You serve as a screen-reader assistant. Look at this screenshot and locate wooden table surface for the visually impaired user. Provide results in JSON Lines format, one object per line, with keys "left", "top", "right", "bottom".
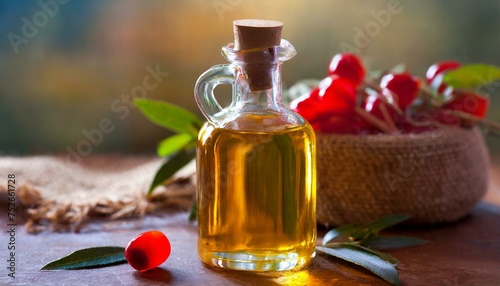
{"left": 1, "top": 166, "right": 500, "bottom": 286}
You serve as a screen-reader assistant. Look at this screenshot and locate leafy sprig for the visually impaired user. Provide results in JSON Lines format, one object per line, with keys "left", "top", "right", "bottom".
{"left": 318, "top": 215, "right": 426, "bottom": 285}
{"left": 134, "top": 98, "right": 202, "bottom": 194}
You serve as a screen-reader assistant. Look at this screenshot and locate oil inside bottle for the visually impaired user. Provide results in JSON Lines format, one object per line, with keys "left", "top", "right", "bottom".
{"left": 197, "top": 114, "right": 316, "bottom": 271}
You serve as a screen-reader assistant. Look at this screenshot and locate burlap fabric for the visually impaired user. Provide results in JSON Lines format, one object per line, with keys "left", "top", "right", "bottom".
{"left": 316, "top": 127, "right": 489, "bottom": 226}
{"left": 0, "top": 155, "right": 195, "bottom": 233}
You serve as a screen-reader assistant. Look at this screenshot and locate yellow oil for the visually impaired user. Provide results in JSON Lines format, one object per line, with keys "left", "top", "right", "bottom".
{"left": 196, "top": 115, "right": 316, "bottom": 271}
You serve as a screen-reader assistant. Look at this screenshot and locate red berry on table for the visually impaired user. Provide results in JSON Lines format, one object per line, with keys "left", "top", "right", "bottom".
{"left": 318, "top": 75, "right": 357, "bottom": 116}
{"left": 425, "top": 60, "right": 461, "bottom": 84}
{"left": 125, "top": 230, "right": 171, "bottom": 272}
{"left": 380, "top": 73, "right": 420, "bottom": 111}
{"left": 328, "top": 53, "right": 366, "bottom": 86}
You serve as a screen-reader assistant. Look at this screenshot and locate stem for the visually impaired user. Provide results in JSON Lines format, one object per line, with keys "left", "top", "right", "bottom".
{"left": 419, "top": 85, "right": 443, "bottom": 108}
{"left": 443, "top": 110, "right": 500, "bottom": 131}
{"left": 379, "top": 103, "right": 398, "bottom": 131}
{"left": 363, "top": 80, "right": 405, "bottom": 117}
{"left": 354, "top": 107, "right": 396, "bottom": 134}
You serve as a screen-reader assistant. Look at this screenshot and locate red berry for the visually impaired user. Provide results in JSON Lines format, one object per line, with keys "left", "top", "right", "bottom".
{"left": 380, "top": 73, "right": 420, "bottom": 111}
{"left": 359, "top": 92, "right": 398, "bottom": 132}
{"left": 431, "top": 110, "right": 462, "bottom": 127}
{"left": 309, "top": 121, "right": 321, "bottom": 131}
{"left": 442, "top": 90, "right": 489, "bottom": 119}
{"left": 426, "top": 61, "right": 461, "bottom": 94}
{"left": 290, "top": 88, "right": 321, "bottom": 123}
{"left": 125, "top": 230, "right": 171, "bottom": 272}
{"left": 318, "top": 75, "right": 357, "bottom": 116}
{"left": 425, "top": 61, "right": 461, "bottom": 84}
{"left": 290, "top": 77, "right": 357, "bottom": 134}
{"left": 364, "top": 93, "right": 397, "bottom": 120}
{"left": 319, "top": 114, "right": 358, "bottom": 134}
{"left": 328, "top": 53, "right": 366, "bottom": 86}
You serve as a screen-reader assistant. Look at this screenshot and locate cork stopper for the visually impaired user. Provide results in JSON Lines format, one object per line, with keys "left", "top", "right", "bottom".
{"left": 233, "top": 19, "right": 283, "bottom": 50}
{"left": 233, "top": 19, "right": 283, "bottom": 91}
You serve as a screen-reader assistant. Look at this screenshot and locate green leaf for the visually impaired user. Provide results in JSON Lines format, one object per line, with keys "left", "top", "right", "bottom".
{"left": 343, "top": 243, "right": 400, "bottom": 265}
{"left": 367, "top": 69, "right": 384, "bottom": 80}
{"left": 40, "top": 247, "right": 126, "bottom": 270}
{"left": 443, "top": 64, "right": 500, "bottom": 89}
{"left": 390, "top": 63, "right": 406, "bottom": 74}
{"left": 148, "top": 148, "right": 196, "bottom": 195}
{"left": 317, "top": 246, "right": 402, "bottom": 286}
{"left": 284, "top": 79, "right": 320, "bottom": 103}
{"left": 363, "top": 236, "right": 427, "bottom": 250}
{"left": 322, "top": 224, "right": 357, "bottom": 245}
{"left": 324, "top": 242, "right": 400, "bottom": 265}
{"left": 134, "top": 98, "right": 203, "bottom": 136}
{"left": 157, "top": 133, "right": 196, "bottom": 157}
{"left": 349, "top": 215, "right": 411, "bottom": 240}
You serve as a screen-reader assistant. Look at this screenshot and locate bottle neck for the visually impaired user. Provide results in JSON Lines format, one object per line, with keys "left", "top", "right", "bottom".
{"left": 216, "top": 40, "right": 302, "bottom": 130}
{"left": 235, "top": 62, "right": 283, "bottom": 112}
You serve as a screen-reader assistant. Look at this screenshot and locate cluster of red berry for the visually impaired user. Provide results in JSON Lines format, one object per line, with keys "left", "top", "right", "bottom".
{"left": 290, "top": 53, "right": 490, "bottom": 134}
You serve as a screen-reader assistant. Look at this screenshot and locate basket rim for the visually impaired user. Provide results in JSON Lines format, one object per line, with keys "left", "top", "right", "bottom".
{"left": 316, "top": 126, "right": 480, "bottom": 143}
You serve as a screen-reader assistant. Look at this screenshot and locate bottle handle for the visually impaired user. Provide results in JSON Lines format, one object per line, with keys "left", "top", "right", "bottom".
{"left": 194, "top": 64, "right": 236, "bottom": 124}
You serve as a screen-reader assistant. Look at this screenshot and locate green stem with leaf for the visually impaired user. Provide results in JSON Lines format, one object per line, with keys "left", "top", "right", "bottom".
{"left": 318, "top": 215, "right": 427, "bottom": 286}
{"left": 134, "top": 98, "right": 202, "bottom": 195}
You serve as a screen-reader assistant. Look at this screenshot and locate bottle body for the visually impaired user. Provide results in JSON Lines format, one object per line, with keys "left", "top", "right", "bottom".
{"left": 196, "top": 114, "right": 316, "bottom": 271}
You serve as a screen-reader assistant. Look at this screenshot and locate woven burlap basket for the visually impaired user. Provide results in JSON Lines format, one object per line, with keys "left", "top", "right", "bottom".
{"left": 316, "top": 126, "right": 489, "bottom": 226}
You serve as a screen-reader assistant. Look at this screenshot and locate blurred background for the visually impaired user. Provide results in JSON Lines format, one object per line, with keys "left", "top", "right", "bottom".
{"left": 1, "top": 0, "right": 499, "bottom": 162}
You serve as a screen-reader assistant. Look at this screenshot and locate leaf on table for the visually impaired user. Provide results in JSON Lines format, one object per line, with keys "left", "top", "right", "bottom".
{"left": 322, "top": 224, "right": 357, "bottom": 245}
{"left": 349, "top": 215, "right": 411, "bottom": 240}
{"left": 317, "top": 246, "right": 402, "bottom": 286}
{"left": 157, "top": 133, "right": 196, "bottom": 157}
{"left": 148, "top": 148, "right": 196, "bottom": 195}
{"left": 324, "top": 242, "right": 399, "bottom": 265}
{"left": 362, "top": 236, "right": 428, "bottom": 250}
{"left": 341, "top": 243, "right": 400, "bottom": 265}
{"left": 134, "top": 98, "right": 203, "bottom": 136}
{"left": 40, "top": 247, "right": 126, "bottom": 270}
{"left": 443, "top": 64, "right": 500, "bottom": 89}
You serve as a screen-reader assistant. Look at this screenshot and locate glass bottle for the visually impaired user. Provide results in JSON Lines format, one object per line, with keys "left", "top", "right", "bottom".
{"left": 194, "top": 19, "right": 316, "bottom": 272}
